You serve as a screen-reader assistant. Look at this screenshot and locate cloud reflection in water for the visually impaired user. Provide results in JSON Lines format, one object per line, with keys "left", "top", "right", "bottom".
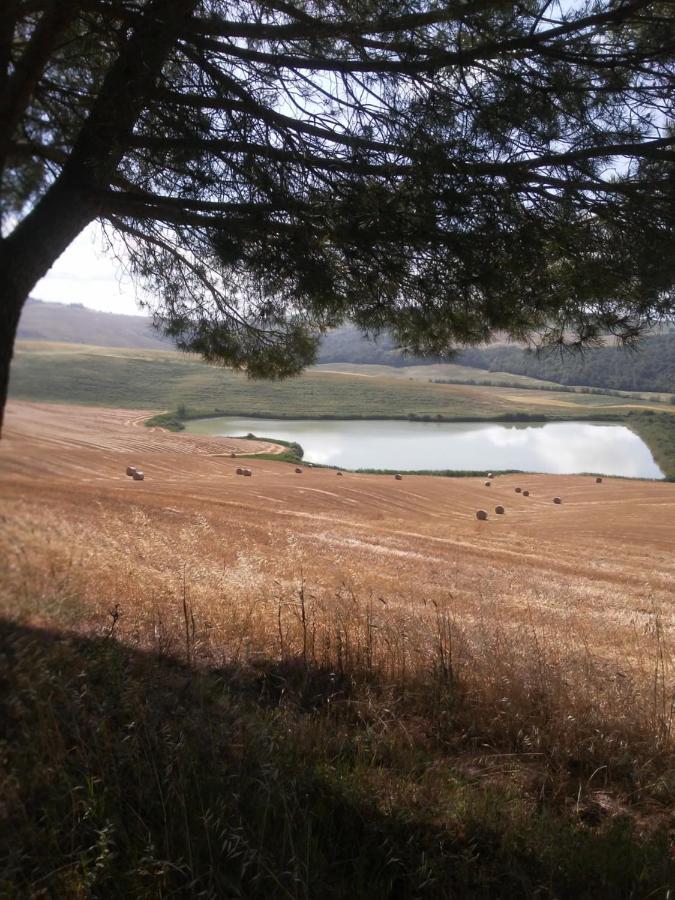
{"left": 186, "top": 418, "right": 663, "bottom": 479}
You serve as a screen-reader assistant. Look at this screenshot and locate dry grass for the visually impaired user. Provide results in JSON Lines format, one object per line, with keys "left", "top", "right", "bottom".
{"left": 3, "top": 495, "right": 672, "bottom": 784}
{"left": 1, "top": 401, "right": 674, "bottom": 895}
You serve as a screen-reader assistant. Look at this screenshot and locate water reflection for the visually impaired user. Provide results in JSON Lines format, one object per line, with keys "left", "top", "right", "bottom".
{"left": 186, "top": 417, "right": 663, "bottom": 478}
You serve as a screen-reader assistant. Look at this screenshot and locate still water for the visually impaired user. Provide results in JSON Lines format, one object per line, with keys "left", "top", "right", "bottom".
{"left": 186, "top": 417, "right": 663, "bottom": 478}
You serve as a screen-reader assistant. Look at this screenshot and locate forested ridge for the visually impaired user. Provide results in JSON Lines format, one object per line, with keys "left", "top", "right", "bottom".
{"left": 455, "top": 334, "right": 675, "bottom": 394}
{"left": 321, "top": 326, "right": 675, "bottom": 394}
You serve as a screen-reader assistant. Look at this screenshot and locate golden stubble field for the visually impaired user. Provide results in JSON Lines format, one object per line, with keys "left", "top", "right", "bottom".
{"left": 1, "top": 400, "right": 674, "bottom": 778}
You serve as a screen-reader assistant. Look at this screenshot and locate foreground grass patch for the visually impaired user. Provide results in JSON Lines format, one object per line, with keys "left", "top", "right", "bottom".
{"left": 1, "top": 619, "right": 672, "bottom": 899}
{"left": 144, "top": 410, "right": 185, "bottom": 431}
{"left": 1, "top": 480, "right": 673, "bottom": 898}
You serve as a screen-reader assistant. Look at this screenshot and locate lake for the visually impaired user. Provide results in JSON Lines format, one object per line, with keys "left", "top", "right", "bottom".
{"left": 185, "top": 417, "right": 664, "bottom": 478}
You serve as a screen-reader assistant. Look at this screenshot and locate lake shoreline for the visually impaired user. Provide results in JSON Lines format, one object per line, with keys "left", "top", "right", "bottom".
{"left": 147, "top": 408, "right": 628, "bottom": 428}
{"left": 179, "top": 414, "right": 667, "bottom": 480}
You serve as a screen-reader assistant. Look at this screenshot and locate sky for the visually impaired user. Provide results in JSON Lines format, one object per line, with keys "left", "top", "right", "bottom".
{"left": 33, "top": 223, "right": 143, "bottom": 316}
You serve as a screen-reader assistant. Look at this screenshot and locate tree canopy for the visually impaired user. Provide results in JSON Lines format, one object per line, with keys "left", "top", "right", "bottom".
{"left": 1, "top": 0, "right": 674, "bottom": 426}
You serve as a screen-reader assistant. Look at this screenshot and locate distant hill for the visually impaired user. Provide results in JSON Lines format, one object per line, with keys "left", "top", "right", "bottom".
{"left": 17, "top": 298, "right": 170, "bottom": 350}
{"left": 18, "top": 298, "right": 422, "bottom": 363}
{"left": 17, "top": 298, "right": 675, "bottom": 393}
{"left": 321, "top": 321, "right": 675, "bottom": 393}
{"left": 317, "top": 325, "right": 434, "bottom": 366}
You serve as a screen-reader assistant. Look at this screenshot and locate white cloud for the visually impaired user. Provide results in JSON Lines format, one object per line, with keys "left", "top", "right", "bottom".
{"left": 33, "top": 223, "right": 145, "bottom": 316}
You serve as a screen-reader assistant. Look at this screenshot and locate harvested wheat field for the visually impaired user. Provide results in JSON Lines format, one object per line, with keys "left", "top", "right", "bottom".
{"left": 3, "top": 400, "right": 674, "bottom": 618}
{"left": 2, "top": 399, "right": 675, "bottom": 895}
{"left": 2, "top": 400, "right": 674, "bottom": 672}
{"left": 3, "top": 398, "right": 674, "bottom": 721}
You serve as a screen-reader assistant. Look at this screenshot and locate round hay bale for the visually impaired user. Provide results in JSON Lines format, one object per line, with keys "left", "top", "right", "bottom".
{"left": 476, "top": 509, "right": 488, "bottom": 521}
{"left": 487, "top": 472, "right": 494, "bottom": 479}
{"left": 336, "top": 471, "right": 343, "bottom": 477}
{"left": 236, "top": 467, "right": 244, "bottom": 475}
{"left": 515, "top": 487, "right": 522, "bottom": 493}
{"left": 553, "top": 496, "right": 562, "bottom": 504}
{"left": 295, "top": 467, "right": 303, "bottom": 474}
{"left": 126, "top": 465, "right": 136, "bottom": 476}
{"left": 395, "top": 473, "right": 403, "bottom": 481}
{"left": 595, "top": 477, "right": 603, "bottom": 484}
{"left": 522, "top": 490, "right": 530, "bottom": 497}
{"left": 132, "top": 470, "right": 144, "bottom": 481}
{"left": 243, "top": 468, "right": 252, "bottom": 477}
{"left": 495, "top": 505, "right": 505, "bottom": 515}
{"left": 484, "top": 480, "right": 491, "bottom": 487}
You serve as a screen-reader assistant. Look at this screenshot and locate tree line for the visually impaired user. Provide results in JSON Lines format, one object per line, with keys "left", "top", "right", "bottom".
{"left": 455, "top": 334, "right": 675, "bottom": 394}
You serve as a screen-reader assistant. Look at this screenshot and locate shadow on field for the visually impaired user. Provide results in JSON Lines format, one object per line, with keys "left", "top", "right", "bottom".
{"left": 0, "top": 618, "right": 671, "bottom": 899}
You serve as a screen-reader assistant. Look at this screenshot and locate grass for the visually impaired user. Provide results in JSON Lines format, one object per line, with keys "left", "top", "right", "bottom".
{"left": 145, "top": 411, "right": 185, "bottom": 431}
{"left": 314, "top": 360, "right": 566, "bottom": 388}
{"left": 356, "top": 468, "right": 522, "bottom": 477}
{"left": 237, "top": 433, "right": 304, "bottom": 464}
{"left": 1, "top": 491, "right": 673, "bottom": 897}
{"left": 4, "top": 343, "right": 674, "bottom": 893}
{"left": 10, "top": 341, "right": 672, "bottom": 421}
{"left": 312, "top": 362, "right": 675, "bottom": 404}
{"left": 3, "top": 619, "right": 672, "bottom": 899}
{"left": 626, "top": 412, "right": 675, "bottom": 480}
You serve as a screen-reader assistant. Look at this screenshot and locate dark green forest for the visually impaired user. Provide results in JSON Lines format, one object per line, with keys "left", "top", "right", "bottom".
{"left": 320, "top": 328, "right": 675, "bottom": 394}
{"left": 455, "top": 334, "right": 675, "bottom": 394}
{"left": 321, "top": 328, "right": 675, "bottom": 395}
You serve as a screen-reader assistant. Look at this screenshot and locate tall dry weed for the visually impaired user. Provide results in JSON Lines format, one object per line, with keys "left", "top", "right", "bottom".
{"left": 1, "top": 496, "right": 672, "bottom": 807}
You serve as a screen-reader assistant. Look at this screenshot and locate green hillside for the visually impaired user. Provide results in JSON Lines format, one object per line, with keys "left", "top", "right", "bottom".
{"left": 19, "top": 300, "right": 675, "bottom": 394}
{"left": 457, "top": 334, "right": 675, "bottom": 394}
{"left": 9, "top": 341, "right": 670, "bottom": 421}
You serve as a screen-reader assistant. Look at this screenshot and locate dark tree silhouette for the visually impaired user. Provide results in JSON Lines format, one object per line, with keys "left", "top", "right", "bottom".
{"left": 1, "top": 0, "right": 673, "bottom": 431}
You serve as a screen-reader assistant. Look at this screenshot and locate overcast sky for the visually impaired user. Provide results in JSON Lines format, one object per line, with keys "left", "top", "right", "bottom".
{"left": 33, "top": 223, "right": 143, "bottom": 316}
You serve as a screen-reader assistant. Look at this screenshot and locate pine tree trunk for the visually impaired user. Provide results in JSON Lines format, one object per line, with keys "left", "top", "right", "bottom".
{"left": 0, "top": 0, "right": 198, "bottom": 436}
{"left": 0, "top": 261, "right": 24, "bottom": 436}
{"left": 0, "top": 181, "right": 96, "bottom": 435}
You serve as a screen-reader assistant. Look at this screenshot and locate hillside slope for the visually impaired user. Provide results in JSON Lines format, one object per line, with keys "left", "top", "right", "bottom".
{"left": 1, "top": 401, "right": 673, "bottom": 897}
{"left": 18, "top": 298, "right": 169, "bottom": 350}
{"left": 18, "top": 299, "right": 675, "bottom": 392}
{"left": 9, "top": 342, "right": 670, "bottom": 421}
{"left": 18, "top": 299, "right": 404, "bottom": 360}
{"left": 457, "top": 337, "right": 675, "bottom": 394}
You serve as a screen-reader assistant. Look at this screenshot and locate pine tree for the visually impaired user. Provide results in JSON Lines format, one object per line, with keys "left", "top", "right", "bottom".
{"left": 1, "top": 0, "right": 673, "bottom": 431}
